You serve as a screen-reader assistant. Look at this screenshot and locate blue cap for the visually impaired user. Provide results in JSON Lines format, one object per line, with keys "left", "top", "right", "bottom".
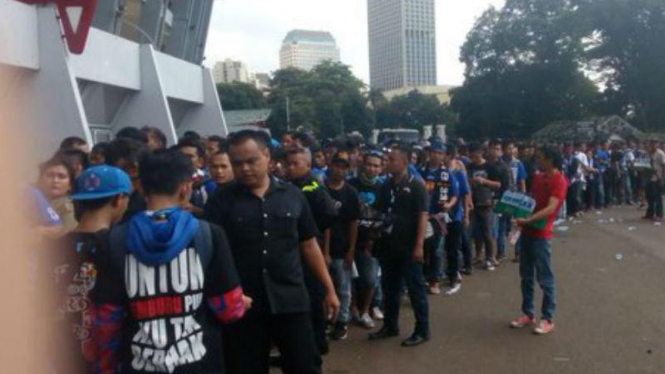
{"left": 71, "top": 165, "right": 133, "bottom": 200}
{"left": 430, "top": 142, "right": 447, "bottom": 152}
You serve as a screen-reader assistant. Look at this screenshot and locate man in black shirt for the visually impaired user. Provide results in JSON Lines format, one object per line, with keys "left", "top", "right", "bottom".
{"left": 205, "top": 131, "right": 339, "bottom": 374}
{"left": 326, "top": 152, "right": 360, "bottom": 340}
{"left": 49, "top": 165, "right": 132, "bottom": 374}
{"left": 467, "top": 142, "right": 504, "bottom": 271}
{"left": 369, "top": 143, "right": 431, "bottom": 347}
{"left": 348, "top": 150, "right": 385, "bottom": 328}
{"left": 284, "top": 146, "right": 338, "bottom": 354}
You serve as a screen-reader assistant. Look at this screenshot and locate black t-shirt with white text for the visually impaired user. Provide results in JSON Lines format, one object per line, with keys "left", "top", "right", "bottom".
{"left": 93, "top": 223, "right": 240, "bottom": 374}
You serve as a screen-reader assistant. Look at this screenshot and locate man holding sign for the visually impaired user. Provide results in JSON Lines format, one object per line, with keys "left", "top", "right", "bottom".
{"left": 510, "top": 146, "right": 568, "bottom": 335}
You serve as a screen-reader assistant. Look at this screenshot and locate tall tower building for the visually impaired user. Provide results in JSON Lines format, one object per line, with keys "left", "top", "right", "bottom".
{"left": 368, "top": 0, "right": 437, "bottom": 91}
{"left": 280, "top": 30, "right": 341, "bottom": 71}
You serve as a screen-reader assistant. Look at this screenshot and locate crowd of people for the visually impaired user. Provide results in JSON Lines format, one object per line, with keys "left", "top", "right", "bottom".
{"left": 29, "top": 125, "right": 665, "bottom": 374}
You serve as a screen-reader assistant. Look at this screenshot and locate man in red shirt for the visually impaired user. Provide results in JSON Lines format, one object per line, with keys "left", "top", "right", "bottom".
{"left": 511, "top": 146, "right": 568, "bottom": 335}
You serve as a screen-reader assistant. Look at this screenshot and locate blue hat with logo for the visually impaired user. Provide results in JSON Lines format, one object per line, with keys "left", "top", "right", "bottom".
{"left": 71, "top": 165, "right": 133, "bottom": 200}
{"left": 430, "top": 142, "right": 447, "bottom": 152}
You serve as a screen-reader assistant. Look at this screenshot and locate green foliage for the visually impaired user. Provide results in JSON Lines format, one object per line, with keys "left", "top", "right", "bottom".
{"left": 216, "top": 81, "right": 267, "bottom": 111}
{"left": 453, "top": 0, "right": 599, "bottom": 139}
{"left": 453, "top": 0, "right": 665, "bottom": 138}
{"left": 266, "top": 61, "right": 371, "bottom": 138}
{"left": 375, "top": 90, "right": 457, "bottom": 132}
{"left": 581, "top": 0, "right": 665, "bottom": 131}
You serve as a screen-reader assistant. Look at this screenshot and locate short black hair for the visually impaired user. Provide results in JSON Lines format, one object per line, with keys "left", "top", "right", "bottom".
{"left": 176, "top": 137, "right": 206, "bottom": 159}
{"left": 489, "top": 139, "right": 502, "bottom": 148}
{"left": 468, "top": 141, "right": 483, "bottom": 154}
{"left": 141, "top": 126, "right": 168, "bottom": 149}
{"left": 55, "top": 149, "right": 89, "bottom": 171}
{"left": 389, "top": 142, "right": 411, "bottom": 159}
{"left": 540, "top": 146, "right": 563, "bottom": 169}
{"left": 293, "top": 132, "right": 315, "bottom": 149}
{"left": 105, "top": 138, "right": 149, "bottom": 167}
{"left": 59, "top": 136, "right": 87, "bottom": 151}
{"left": 228, "top": 130, "right": 269, "bottom": 150}
{"left": 117, "top": 127, "right": 149, "bottom": 144}
{"left": 139, "top": 149, "right": 195, "bottom": 196}
{"left": 182, "top": 131, "right": 202, "bottom": 141}
{"left": 208, "top": 135, "right": 227, "bottom": 152}
{"left": 502, "top": 140, "right": 515, "bottom": 149}
{"left": 74, "top": 196, "right": 115, "bottom": 220}
{"left": 91, "top": 142, "right": 109, "bottom": 156}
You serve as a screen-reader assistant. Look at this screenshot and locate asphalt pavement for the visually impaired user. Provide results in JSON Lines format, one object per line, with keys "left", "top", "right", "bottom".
{"left": 321, "top": 205, "right": 665, "bottom": 374}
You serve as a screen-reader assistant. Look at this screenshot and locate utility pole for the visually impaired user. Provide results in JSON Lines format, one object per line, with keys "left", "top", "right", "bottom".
{"left": 285, "top": 95, "right": 291, "bottom": 131}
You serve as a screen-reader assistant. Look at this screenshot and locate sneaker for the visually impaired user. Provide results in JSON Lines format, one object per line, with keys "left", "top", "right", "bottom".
{"left": 484, "top": 260, "right": 495, "bottom": 271}
{"left": 330, "top": 324, "right": 348, "bottom": 340}
{"left": 533, "top": 320, "right": 555, "bottom": 335}
{"left": 428, "top": 282, "right": 441, "bottom": 295}
{"left": 445, "top": 281, "right": 462, "bottom": 296}
{"left": 359, "top": 313, "right": 376, "bottom": 329}
{"left": 461, "top": 267, "right": 473, "bottom": 276}
{"left": 372, "top": 307, "right": 384, "bottom": 321}
{"left": 510, "top": 315, "right": 536, "bottom": 329}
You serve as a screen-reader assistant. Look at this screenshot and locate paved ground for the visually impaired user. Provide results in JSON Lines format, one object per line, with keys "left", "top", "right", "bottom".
{"left": 321, "top": 206, "right": 665, "bottom": 374}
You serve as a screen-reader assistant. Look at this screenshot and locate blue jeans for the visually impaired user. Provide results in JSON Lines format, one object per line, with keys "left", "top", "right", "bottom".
{"left": 519, "top": 235, "right": 557, "bottom": 321}
{"left": 329, "top": 259, "right": 352, "bottom": 325}
{"left": 380, "top": 251, "right": 430, "bottom": 337}
{"left": 496, "top": 214, "right": 511, "bottom": 258}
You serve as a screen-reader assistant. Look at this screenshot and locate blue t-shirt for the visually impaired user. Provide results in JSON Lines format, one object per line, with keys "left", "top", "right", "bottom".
{"left": 422, "top": 166, "right": 461, "bottom": 221}
{"left": 503, "top": 157, "right": 527, "bottom": 192}
{"left": 595, "top": 150, "right": 610, "bottom": 173}
{"left": 452, "top": 168, "right": 469, "bottom": 220}
{"left": 27, "top": 186, "right": 61, "bottom": 226}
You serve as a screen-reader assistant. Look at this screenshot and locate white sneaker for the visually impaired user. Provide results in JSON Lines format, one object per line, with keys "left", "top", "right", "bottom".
{"left": 372, "top": 307, "right": 384, "bottom": 321}
{"left": 445, "top": 282, "right": 462, "bottom": 296}
{"left": 485, "top": 261, "right": 496, "bottom": 272}
{"left": 359, "top": 313, "right": 375, "bottom": 329}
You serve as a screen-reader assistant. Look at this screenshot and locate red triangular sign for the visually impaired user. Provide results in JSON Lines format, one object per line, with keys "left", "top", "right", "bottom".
{"left": 56, "top": 0, "right": 98, "bottom": 54}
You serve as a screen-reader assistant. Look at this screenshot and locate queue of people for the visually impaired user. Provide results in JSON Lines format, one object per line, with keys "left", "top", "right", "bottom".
{"left": 29, "top": 126, "right": 665, "bottom": 374}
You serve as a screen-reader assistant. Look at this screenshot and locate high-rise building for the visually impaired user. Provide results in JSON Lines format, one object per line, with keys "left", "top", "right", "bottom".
{"left": 213, "top": 59, "right": 251, "bottom": 84}
{"left": 279, "top": 30, "right": 341, "bottom": 71}
{"left": 368, "top": 0, "right": 437, "bottom": 91}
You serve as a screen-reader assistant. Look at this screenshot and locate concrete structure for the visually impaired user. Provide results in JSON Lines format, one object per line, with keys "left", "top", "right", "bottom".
{"left": 212, "top": 59, "right": 251, "bottom": 84}
{"left": 225, "top": 109, "right": 272, "bottom": 133}
{"left": 0, "top": 0, "right": 226, "bottom": 161}
{"left": 92, "top": 0, "right": 214, "bottom": 65}
{"left": 254, "top": 73, "right": 270, "bottom": 90}
{"left": 279, "top": 30, "right": 341, "bottom": 71}
{"left": 383, "top": 84, "right": 455, "bottom": 105}
{"left": 368, "top": 0, "right": 437, "bottom": 91}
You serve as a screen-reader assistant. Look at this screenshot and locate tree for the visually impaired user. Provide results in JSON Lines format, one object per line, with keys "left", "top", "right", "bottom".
{"left": 266, "top": 61, "right": 371, "bottom": 138}
{"left": 452, "top": 0, "right": 600, "bottom": 139}
{"left": 581, "top": 0, "right": 665, "bottom": 130}
{"left": 216, "top": 81, "right": 267, "bottom": 111}
{"left": 375, "top": 90, "right": 457, "bottom": 132}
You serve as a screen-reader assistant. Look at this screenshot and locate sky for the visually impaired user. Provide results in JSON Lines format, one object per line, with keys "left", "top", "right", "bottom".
{"left": 204, "top": 0, "right": 505, "bottom": 86}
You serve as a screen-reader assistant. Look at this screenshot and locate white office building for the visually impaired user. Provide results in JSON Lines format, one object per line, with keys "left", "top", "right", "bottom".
{"left": 279, "top": 30, "right": 341, "bottom": 71}
{"left": 213, "top": 59, "right": 251, "bottom": 84}
{"left": 368, "top": 0, "right": 437, "bottom": 91}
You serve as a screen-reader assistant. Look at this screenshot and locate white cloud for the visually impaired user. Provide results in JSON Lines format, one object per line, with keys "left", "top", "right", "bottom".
{"left": 204, "top": 0, "right": 505, "bottom": 86}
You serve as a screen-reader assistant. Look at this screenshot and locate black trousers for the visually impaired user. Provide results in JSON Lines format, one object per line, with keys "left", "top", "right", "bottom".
{"left": 223, "top": 312, "right": 322, "bottom": 374}
{"left": 445, "top": 221, "right": 463, "bottom": 282}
